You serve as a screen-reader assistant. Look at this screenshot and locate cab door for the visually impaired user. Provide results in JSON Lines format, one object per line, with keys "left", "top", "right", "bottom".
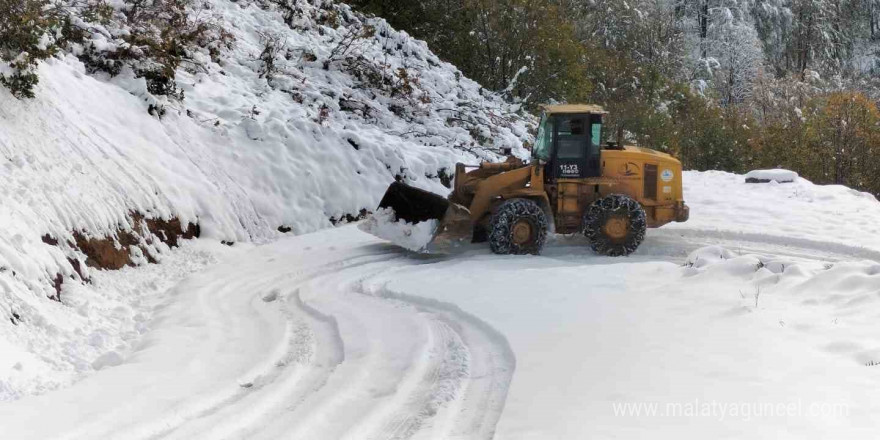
{"left": 550, "top": 114, "right": 601, "bottom": 179}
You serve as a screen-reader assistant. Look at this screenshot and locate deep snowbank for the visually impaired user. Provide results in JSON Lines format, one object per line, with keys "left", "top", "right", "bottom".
{"left": 669, "top": 170, "right": 880, "bottom": 253}
{"left": 0, "top": 0, "right": 532, "bottom": 399}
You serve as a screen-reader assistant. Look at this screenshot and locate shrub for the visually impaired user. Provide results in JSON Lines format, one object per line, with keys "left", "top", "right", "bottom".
{"left": 803, "top": 92, "right": 880, "bottom": 192}
{"left": 0, "top": 0, "right": 61, "bottom": 98}
{"left": 257, "top": 32, "right": 285, "bottom": 80}
{"left": 668, "top": 89, "right": 754, "bottom": 173}
{"left": 69, "top": 0, "right": 233, "bottom": 100}
{"left": 351, "top": 0, "right": 590, "bottom": 108}
{"left": 118, "top": 0, "right": 233, "bottom": 97}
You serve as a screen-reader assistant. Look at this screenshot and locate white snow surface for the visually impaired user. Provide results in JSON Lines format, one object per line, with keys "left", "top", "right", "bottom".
{"left": 666, "top": 170, "right": 880, "bottom": 256}
{"left": 5, "top": 166, "right": 880, "bottom": 438}
{"left": 357, "top": 207, "right": 438, "bottom": 252}
{"left": 0, "top": 0, "right": 532, "bottom": 398}
{"left": 744, "top": 168, "right": 799, "bottom": 183}
{"left": 2, "top": 1, "right": 880, "bottom": 434}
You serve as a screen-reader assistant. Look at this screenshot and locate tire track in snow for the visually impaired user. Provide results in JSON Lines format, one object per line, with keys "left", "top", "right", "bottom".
{"left": 159, "top": 290, "right": 341, "bottom": 440}
{"left": 229, "top": 256, "right": 516, "bottom": 440}
{"left": 251, "top": 262, "right": 443, "bottom": 440}
{"left": 650, "top": 228, "right": 880, "bottom": 263}
{"left": 77, "top": 251, "right": 401, "bottom": 440}
{"left": 359, "top": 282, "right": 517, "bottom": 440}
{"left": 369, "top": 317, "right": 469, "bottom": 440}
{"left": 337, "top": 279, "right": 472, "bottom": 440}
{"left": 149, "top": 252, "right": 401, "bottom": 440}
{"left": 6, "top": 237, "right": 517, "bottom": 440}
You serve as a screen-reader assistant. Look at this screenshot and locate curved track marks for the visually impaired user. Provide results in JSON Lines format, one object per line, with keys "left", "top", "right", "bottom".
{"left": 111, "top": 237, "right": 518, "bottom": 440}
{"left": 246, "top": 258, "right": 516, "bottom": 440}
{"left": 0, "top": 230, "right": 517, "bottom": 440}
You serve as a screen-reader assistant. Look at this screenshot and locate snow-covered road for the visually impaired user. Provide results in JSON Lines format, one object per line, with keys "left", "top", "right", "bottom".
{"left": 6, "top": 172, "right": 880, "bottom": 439}
{"left": 0, "top": 229, "right": 520, "bottom": 439}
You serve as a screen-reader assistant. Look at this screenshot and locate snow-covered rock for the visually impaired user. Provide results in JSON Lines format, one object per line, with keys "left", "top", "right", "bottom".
{"left": 744, "top": 168, "right": 798, "bottom": 183}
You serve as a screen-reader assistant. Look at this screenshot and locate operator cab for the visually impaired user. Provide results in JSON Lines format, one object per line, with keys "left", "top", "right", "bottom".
{"left": 532, "top": 104, "right": 607, "bottom": 179}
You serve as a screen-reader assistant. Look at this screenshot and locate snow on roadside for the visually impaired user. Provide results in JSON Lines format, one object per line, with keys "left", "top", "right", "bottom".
{"left": 0, "top": 0, "right": 532, "bottom": 399}
{"left": 0, "top": 241, "right": 243, "bottom": 401}
{"left": 370, "top": 240, "right": 880, "bottom": 438}
{"left": 668, "top": 170, "right": 880, "bottom": 254}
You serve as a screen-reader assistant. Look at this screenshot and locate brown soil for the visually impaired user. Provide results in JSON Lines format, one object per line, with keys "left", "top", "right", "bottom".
{"left": 43, "top": 212, "right": 200, "bottom": 301}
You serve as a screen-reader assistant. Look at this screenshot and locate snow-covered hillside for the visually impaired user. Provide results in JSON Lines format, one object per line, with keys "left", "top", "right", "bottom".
{"left": 0, "top": 0, "right": 532, "bottom": 398}
{"left": 4, "top": 169, "right": 880, "bottom": 439}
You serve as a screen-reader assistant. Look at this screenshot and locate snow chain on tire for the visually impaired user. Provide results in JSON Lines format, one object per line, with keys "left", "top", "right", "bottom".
{"left": 489, "top": 198, "right": 548, "bottom": 255}
{"left": 582, "top": 194, "right": 647, "bottom": 256}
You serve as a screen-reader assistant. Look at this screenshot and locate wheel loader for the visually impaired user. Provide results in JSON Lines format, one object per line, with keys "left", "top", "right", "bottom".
{"left": 365, "top": 104, "right": 689, "bottom": 256}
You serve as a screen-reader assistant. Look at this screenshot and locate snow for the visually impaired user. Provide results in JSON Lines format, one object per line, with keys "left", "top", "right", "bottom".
{"left": 0, "top": 0, "right": 532, "bottom": 400}
{"left": 745, "top": 168, "right": 799, "bottom": 183}
{"left": 666, "top": 170, "right": 880, "bottom": 255}
{"left": 2, "top": 0, "right": 880, "bottom": 437}
{"left": 0, "top": 240, "right": 226, "bottom": 400}
{"left": 2, "top": 168, "right": 880, "bottom": 438}
{"left": 357, "top": 207, "right": 438, "bottom": 252}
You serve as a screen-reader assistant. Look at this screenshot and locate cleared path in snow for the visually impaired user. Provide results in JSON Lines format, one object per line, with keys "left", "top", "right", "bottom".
{"left": 0, "top": 228, "right": 515, "bottom": 440}
{"left": 8, "top": 171, "right": 880, "bottom": 439}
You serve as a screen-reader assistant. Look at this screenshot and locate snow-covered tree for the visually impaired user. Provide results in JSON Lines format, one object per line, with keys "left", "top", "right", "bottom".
{"left": 680, "top": 0, "right": 764, "bottom": 105}
{"left": 564, "top": 0, "right": 686, "bottom": 79}
{"left": 750, "top": 0, "right": 876, "bottom": 77}
{"left": 712, "top": 20, "right": 764, "bottom": 105}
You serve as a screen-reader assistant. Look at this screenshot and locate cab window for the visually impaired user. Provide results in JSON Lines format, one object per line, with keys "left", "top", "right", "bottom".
{"left": 532, "top": 113, "right": 553, "bottom": 161}
{"left": 556, "top": 116, "right": 588, "bottom": 159}
{"left": 591, "top": 122, "right": 602, "bottom": 147}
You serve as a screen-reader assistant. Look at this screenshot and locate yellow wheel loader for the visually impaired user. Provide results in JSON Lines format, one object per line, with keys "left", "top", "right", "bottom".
{"left": 367, "top": 104, "right": 689, "bottom": 256}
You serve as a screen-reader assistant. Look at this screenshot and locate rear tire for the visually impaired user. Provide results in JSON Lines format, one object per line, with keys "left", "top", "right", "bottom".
{"left": 583, "top": 194, "right": 646, "bottom": 256}
{"left": 489, "top": 199, "right": 548, "bottom": 255}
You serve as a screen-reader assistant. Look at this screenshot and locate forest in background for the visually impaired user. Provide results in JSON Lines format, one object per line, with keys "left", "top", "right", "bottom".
{"left": 352, "top": 0, "right": 880, "bottom": 195}
{"left": 3, "top": 0, "right": 880, "bottom": 194}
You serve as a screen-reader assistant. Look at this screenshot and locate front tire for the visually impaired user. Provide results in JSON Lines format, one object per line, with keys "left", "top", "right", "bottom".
{"left": 583, "top": 194, "right": 646, "bottom": 256}
{"left": 489, "top": 199, "right": 548, "bottom": 255}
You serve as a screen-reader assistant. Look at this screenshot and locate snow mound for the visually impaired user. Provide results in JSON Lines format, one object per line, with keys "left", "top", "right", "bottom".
{"left": 358, "top": 208, "right": 438, "bottom": 252}
{"left": 90, "top": 351, "right": 124, "bottom": 371}
{"left": 683, "top": 245, "right": 880, "bottom": 326}
{"left": 667, "top": 170, "right": 880, "bottom": 253}
{"left": 684, "top": 245, "right": 736, "bottom": 269}
{"left": 744, "top": 168, "right": 798, "bottom": 183}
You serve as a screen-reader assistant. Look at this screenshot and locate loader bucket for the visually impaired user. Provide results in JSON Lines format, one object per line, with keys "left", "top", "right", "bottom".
{"left": 360, "top": 182, "right": 473, "bottom": 253}
{"left": 378, "top": 181, "right": 449, "bottom": 224}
